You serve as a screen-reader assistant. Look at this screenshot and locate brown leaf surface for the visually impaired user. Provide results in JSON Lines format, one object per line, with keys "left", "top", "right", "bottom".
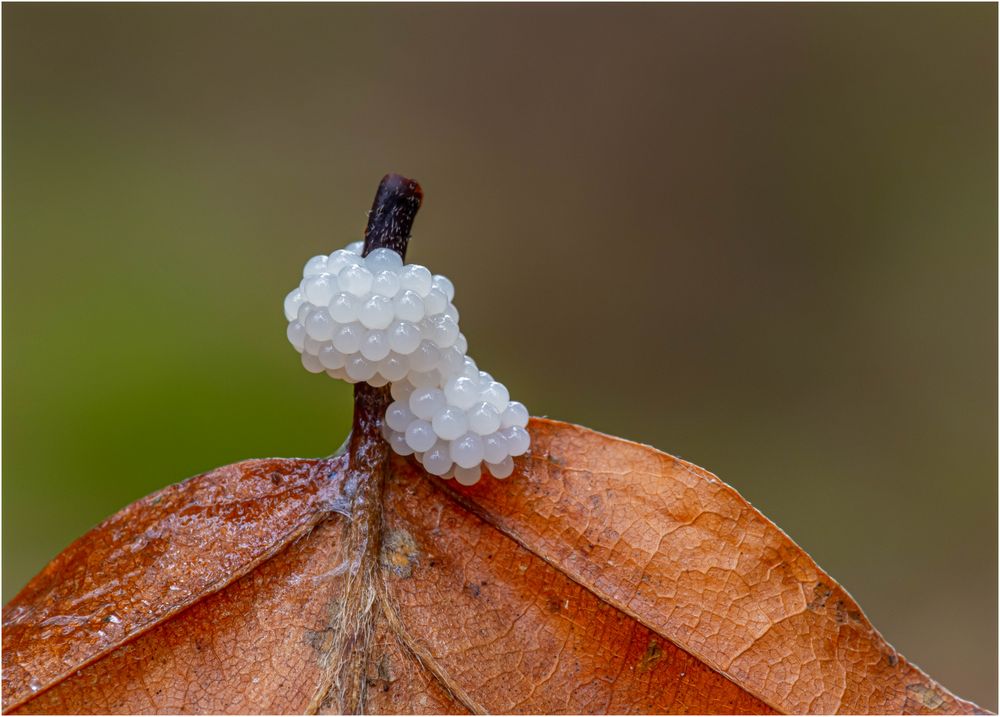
{"left": 3, "top": 456, "right": 347, "bottom": 713}
{"left": 2, "top": 419, "right": 985, "bottom": 714}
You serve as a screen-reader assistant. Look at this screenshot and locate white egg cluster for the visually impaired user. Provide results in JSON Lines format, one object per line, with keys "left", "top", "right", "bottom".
{"left": 284, "top": 240, "right": 529, "bottom": 485}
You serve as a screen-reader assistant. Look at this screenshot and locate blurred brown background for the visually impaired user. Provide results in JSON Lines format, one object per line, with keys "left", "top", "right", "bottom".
{"left": 3, "top": 3, "right": 996, "bottom": 709}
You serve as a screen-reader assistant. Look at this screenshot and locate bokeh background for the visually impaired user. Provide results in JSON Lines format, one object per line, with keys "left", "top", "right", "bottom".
{"left": 4, "top": 4, "right": 996, "bottom": 709}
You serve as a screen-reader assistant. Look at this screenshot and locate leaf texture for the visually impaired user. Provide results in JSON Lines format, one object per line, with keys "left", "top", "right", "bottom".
{"left": 3, "top": 457, "right": 346, "bottom": 713}
{"left": 2, "top": 419, "right": 985, "bottom": 714}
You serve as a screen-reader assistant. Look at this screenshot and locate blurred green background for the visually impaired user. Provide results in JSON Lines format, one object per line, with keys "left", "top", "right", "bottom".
{"left": 3, "top": 4, "right": 996, "bottom": 709}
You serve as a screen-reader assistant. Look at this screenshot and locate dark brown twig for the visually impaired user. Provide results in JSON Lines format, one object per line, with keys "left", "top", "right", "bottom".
{"left": 308, "top": 174, "right": 422, "bottom": 714}
{"left": 342, "top": 173, "right": 422, "bottom": 501}
{"left": 362, "top": 173, "right": 423, "bottom": 258}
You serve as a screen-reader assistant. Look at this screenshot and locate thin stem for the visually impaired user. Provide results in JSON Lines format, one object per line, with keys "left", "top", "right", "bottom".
{"left": 310, "top": 174, "right": 422, "bottom": 715}
{"left": 343, "top": 173, "right": 422, "bottom": 500}
{"left": 362, "top": 173, "right": 423, "bottom": 259}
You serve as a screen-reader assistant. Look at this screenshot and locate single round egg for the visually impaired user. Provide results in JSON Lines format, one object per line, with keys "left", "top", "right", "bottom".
{"left": 481, "top": 381, "right": 511, "bottom": 411}
{"left": 409, "top": 387, "right": 446, "bottom": 420}
{"left": 486, "top": 456, "right": 514, "bottom": 479}
{"left": 444, "top": 376, "right": 480, "bottom": 410}
{"left": 467, "top": 401, "right": 501, "bottom": 435}
{"left": 287, "top": 321, "right": 306, "bottom": 352}
{"left": 453, "top": 465, "right": 482, "bottom": 486}
{"left": 432, "top": 274, "right": 455, "bottom": 302}
{"left": 399, "top": 264, "right": 433, "bottom": 296}
{"left": 386, "top": 400, "right": 416, "bottom": 432}
{"left": 372, "top": 270, "right": 401, "bottom": 298}
{"left": 301, "top": 352, "right": 324, "bottom": 374}
{"left": 409, "top": 341, "right": 441, "bottom": 373}
{"left": 432, "top": 405, "right": 468, "bottom": 441}
{"left": 378, "top": 353, "right": 409, "bottom": 382}
{"left": 327, "top": 249, "right": 361, "bottom": 275}
{"left": 459, "top": 357, "right": 480, "bottom": 379}
{"left": 326, "top": 367, "right": 348, "bottom": 382}
{"left": 429, "top": 315, "right": 459, "bottom": 348}
{"left": 303, "top": 336, "right": 322, "bottom": 355}
{"left": 501, "top": 401, "right": 530, "bottom": 429}
{"left": 390, "top": 379, "right": 416, "bottom": 403}
{"left": 422, "top": 441, "right": 453, "bottom": 476}
{"left": 360, "top": 329, "right": 391, "bottom": 361}
{"left": 297, "top": 303, "right": 313, "bottom": 325}
{"left": 405, "top": 420, "right": 437, "bottom": 452}
{"left": 393, "top": 290, "right": 425, "bottom": 323}
{"left": 450, "top": 432, "right": 485, "bottom": 469}
{"left": 331, "top": 322, "right": 364, "bottom": 354}
{"left": 303, "top": 255, "right": 329, "bottom": 277}
{"left": 304, "top": 274, "right": 338, "bottom": 306}
{"left": 365, "top": 248, "right": 404, "bottom": 274}
{"left": 387, "top": 320, "right": 422, "bottom": 355}
{"left": 387, "top": 429, "right": 413, "bottom": 456}
{"left": 305, "top": 308, "right": 335, "bottom": 341}
{"left": 424, "top": 288, "right": 448, "bottom": 315}
{"left": 358, "top": 295, "right": 394, "bottom": 330}
{"left": 438, "top": 346, "right": 466, "bottom": 376}
{"left": 329, "top": 293, "right": 359, "bottom": 323}
{"left": 319, "top": 344, "right": 346, "bottom": 370}
{"left": 482, "top": 432, "right": 509, "bottom": 464}
{"left": 284, "top": 288, "right": 305, "bottom": 322}
{"left": 338, "top": 264, "right": 374, "bottom": 297}
{"left": 502, "top": 425, "right": 531, "bottom": 456}
{"left": 345, "top": 354, "right": 377, "bottom": 382}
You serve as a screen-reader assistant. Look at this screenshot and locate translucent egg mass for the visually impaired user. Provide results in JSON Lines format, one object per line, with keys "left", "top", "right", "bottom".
{"left": 284, "top": 241, "right": 530, "bottom": 484}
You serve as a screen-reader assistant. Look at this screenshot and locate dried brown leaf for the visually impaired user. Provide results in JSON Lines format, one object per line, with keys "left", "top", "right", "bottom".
{"left": 2, "top": 420, "right": 985, "bottom": 714}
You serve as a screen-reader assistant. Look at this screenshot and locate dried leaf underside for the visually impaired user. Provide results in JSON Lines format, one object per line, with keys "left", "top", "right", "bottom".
{"left": 2, "top": 419, "right": 985, "bottom": 715}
